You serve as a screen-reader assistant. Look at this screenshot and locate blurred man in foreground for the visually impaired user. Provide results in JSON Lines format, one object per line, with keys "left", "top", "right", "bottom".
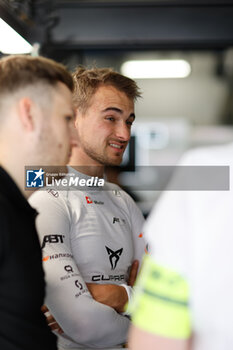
{"left": 129, "top": 144, "right": 233, "bottom": 350}
{"left": 30, "top": 67, "right": 146, "bottom": 349}
{"left": 0, "top": 55, "right": 75, "bottom": 350}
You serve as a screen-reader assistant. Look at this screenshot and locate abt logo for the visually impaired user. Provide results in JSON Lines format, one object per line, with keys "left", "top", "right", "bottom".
{"left": 42, "top": 234, "right": 64, "bottom": 249}
{"left": 26, "top": 168, "right": 45, "bottom": 188}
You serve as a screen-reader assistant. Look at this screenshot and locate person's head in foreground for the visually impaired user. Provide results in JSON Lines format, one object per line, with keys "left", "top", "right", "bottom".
{"left": 0, "top": 54, "right": 75, "bottom": 194}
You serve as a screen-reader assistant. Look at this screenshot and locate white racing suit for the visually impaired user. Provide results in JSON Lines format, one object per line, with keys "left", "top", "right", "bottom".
{"left": 29, "top": 169, "right": 145, "bottom": 349}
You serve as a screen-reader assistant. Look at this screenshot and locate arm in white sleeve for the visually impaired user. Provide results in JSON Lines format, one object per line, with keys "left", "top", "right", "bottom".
{"left": 29, "top": 190, "right": 130, "bottom": 348}
{"left": 128, "top": 190, "right": 192, "bottom": 344}
{"left": 120, "top": 191, "right": 146, "bottom": 314}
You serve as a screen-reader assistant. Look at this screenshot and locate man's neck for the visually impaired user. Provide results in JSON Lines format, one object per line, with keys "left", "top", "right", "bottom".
{"left": 69, "top": 148, "right": 105, "bottom": 178}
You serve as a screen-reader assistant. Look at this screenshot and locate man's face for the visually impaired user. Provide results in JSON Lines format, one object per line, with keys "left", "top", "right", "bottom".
{"left": 75, "top": 85, "right": 135, "bottom": 166}
{"left": 37, "top": 82, "right": 75, "bottom": 166}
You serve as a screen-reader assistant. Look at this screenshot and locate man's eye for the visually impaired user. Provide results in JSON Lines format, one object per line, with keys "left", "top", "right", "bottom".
{"left": 106, "top": 117, "right": 115, "bottom": 122}
{"left": 126, "top": 120, "right": 133, "bottom": 126}
{"left": 66, "top": 116, "right": 73, "bottom": 122}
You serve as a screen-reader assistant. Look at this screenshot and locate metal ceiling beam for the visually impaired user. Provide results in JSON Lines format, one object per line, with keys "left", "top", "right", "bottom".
{"left": 0, "top": 2, "right": 29, "bottom": 40}
{"left": 47, "top": 2, "right": 233, "bottom": 50}
{"left": 0, "top": 1, "right": 43, "bottom": 44}
{"left": 54, "top": 0, "right": 233, "bottom": 8}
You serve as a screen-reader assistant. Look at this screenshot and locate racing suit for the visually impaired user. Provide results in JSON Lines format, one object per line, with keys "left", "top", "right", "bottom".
{"left": 29, "top": 168, "right": 145, "bottom": 349}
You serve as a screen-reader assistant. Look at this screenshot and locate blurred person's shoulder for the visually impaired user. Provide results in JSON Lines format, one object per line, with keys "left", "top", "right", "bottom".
{"left": 179, "top": 142, "right": 233, "bottom": 166}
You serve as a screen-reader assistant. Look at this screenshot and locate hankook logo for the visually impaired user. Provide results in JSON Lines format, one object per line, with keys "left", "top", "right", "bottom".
{"left": 105, "top": 246, "right": 123, "bottom": 270}
{"left": 42, "top": 253, "right": 73, "bottom": 262}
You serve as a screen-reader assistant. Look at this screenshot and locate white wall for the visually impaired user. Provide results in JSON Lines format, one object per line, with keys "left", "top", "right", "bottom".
{"left": 134, "top": 53, "right": 228, "bottom": 125}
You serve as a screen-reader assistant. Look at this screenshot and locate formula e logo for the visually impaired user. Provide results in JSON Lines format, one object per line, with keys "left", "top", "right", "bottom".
{"left": 26, "top": 168, "right": 45, "bottom": 188}
{"left": 42, "top": 234, "right": 64, "bottom": 249}
{"left": 105, "top": 246, "right": 123, "bottom": 270}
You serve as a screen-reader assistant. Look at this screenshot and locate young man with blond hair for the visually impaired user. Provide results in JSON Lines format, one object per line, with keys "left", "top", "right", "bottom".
{"left": 30, "top": 67, "right": 146, "bottom": 349}
{"left": 0, "top": 54, "right": 75, "bottom": 350}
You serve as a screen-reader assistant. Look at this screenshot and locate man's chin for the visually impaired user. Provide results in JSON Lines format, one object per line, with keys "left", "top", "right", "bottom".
{"left": 106, "top": 157, "right": 123, "bottom": 167}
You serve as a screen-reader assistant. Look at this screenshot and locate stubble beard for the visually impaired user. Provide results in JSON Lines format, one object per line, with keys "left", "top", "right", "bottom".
{"left": 81, "top": 139, "right": 123, "bottom": 167}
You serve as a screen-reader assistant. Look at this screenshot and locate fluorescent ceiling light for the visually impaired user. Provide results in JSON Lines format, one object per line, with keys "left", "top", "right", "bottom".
{"left": 121, "top": 59, "right": 191, "bottom": 79}
{"left": 0, "top": 18, "right": 32, "bottom": 54}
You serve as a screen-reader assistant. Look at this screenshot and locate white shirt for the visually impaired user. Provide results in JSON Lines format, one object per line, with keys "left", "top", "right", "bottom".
{"left": 29, "top": 168, "right": 145, "bottom": 349}
{"left": 144, "top": 143, "right": 233, "bottom": 350}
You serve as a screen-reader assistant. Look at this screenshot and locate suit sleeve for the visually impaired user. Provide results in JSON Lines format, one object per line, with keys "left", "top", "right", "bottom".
{"left": 29, "top": 190, "right": 130, "bottom": 348}
{"left": 120, "top": 191, "right": 146, "bottom": 314}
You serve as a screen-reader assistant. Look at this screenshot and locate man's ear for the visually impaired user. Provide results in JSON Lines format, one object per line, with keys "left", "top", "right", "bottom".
{"left": 74, "top": 108, "right": 79, "bottom": 129}
{"left": 74, "top": 108, "right": 85, "bottom": 129}
{"left": 18, "top": 97, "right": 35, "bottom": 132}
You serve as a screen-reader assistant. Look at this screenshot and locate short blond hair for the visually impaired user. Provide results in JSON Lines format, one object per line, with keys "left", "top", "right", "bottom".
{"left": 72, "top": 66, "right": 141, "bottom": 112}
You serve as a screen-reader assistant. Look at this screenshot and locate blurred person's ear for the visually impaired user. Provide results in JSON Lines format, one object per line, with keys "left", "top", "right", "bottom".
{"left": 18, "top": 97, "right": 34, "bottom": 132}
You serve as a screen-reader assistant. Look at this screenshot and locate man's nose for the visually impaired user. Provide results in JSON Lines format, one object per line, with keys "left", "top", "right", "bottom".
{"left": 115, "top": 121, "right": 131, "bottom": 142}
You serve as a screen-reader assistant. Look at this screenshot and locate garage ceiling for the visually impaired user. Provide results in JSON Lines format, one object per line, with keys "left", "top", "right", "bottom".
{"left": 1, "top": 0, "right": 233, "bottom": 59}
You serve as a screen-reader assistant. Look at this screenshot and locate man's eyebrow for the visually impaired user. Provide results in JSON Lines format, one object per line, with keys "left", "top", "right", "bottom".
{"left": 102, "top": 107, "right": 123, "bottom": 114}
{"left": 102, "top": 107, "right": 135, "bottom": 119}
